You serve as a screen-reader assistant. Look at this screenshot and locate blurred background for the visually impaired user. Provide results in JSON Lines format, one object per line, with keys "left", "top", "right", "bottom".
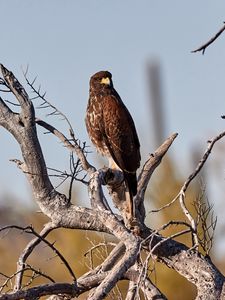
{"left": 1, "top": 1, "right": 225, "bottom": 299}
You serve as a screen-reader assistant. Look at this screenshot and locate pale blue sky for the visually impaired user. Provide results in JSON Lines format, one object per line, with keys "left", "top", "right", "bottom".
{"left": 1, "top": 1, "right": 225, "bottom": 253}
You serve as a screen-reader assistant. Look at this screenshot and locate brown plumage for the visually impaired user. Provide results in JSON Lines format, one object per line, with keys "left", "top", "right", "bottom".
{"left": 85, "top": 71, "right": 141, "bottom": 219}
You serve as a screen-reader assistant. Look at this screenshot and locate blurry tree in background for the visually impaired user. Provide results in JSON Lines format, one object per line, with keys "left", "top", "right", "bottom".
{"left": 1, "top": 26, "right": 225, "bottom": 300}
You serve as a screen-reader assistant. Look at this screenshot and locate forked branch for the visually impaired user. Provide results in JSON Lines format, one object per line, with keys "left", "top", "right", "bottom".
{"left": 1, "top": 64, "right": 225, "bottom": 299}
{"left": 192, "top": 22, "right": 225, "bottom": 54}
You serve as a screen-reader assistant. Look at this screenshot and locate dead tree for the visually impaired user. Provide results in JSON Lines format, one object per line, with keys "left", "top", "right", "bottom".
{"left": 0, "top": 64, "right": 225, "bottom": 300}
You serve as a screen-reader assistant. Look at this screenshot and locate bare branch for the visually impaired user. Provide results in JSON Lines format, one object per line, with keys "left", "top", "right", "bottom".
{"left": 24, "top": 263, "right": 55, "bottom": 284}
{"left": 177, "top": 131, "right": 225, "bottom": 247}
{"left": 0, "top": 96, "right": 17, "bottom": 132}
{"left": 125, "top": 281, "right": 138, "bottom": 300}
{"left": 28, "top": 227, "right": 76, "bottom": 281}
{"left": 181, "top": 132, "right": 225, "bottom": 193}
{"left": 143, "top": 226, "right": 225, "bottom": 299}
{"left": 87, "top": 169, "right": 142, "bottom": 299}
{"left": 194, "top": 194, "right": 217, "bottom": 255}
{"left": 0, "top": 64, "right": 32, "bottom": 116}
{"left": 2, "top": 64, "right": 225, "bottom": 299}
{"left": 192, "top": 22, "right": 225, "bottom": 54}
{"left": 125, "top": 265, "right": 167, "bottom": 300}
{"left": 0, "top": 65, "right": 54, "bottom": 201}
{"left": 137, "top": 133, "right": 178, "bottom": 203}
{"left": 101, "top": 242, "right": 125, "bottom": 272}
{"left": 136, "top": 133, "right": 178, "bottom": 222}
{"left": 152, "top": 130, "right": 225, "bottom": 217}
{"left": 36, "top": 118, "right": 94, "bottom": 173}
{"left": 13, "top": 223, "right": 56, "bottom": 291}
{"left": 0, "top": 265, "right": 168, "bottom": 300}
{"left": 23, "top": 68, "right": 75, "bottom": 136}
{"left": 0, "top": 283, "right": 77, "bottom": 300}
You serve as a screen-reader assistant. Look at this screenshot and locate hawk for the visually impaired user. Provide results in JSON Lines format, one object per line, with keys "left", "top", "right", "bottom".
{"left": 85, "top": 71, "right": 141, "bottom": 220}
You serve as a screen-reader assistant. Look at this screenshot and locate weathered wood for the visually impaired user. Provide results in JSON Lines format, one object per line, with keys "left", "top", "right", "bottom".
{"left": 0, "top": 64, "right": 225, "bottom": 300}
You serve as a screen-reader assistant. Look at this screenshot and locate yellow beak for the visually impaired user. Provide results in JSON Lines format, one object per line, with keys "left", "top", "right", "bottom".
{"left": 101, "top": 77, "right": 111, "bottom": 85}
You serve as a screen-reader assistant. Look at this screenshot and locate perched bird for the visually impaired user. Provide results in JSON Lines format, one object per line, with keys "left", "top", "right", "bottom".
{"left": 85, "top": 71, "right": 141, "bottom": 220}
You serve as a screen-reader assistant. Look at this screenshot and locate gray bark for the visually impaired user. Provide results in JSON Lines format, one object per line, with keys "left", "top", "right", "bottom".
{"left": 0, "top": 64, "right": 224, "bottom": 300}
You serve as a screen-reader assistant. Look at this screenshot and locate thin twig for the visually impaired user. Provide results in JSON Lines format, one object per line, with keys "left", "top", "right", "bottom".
{"left": 68, "top": 153, "right": 80, "bottom": 201}
{"left": 12, "top": 223, "right": 56, "bottom": 291}
{"left": 84, "top": 242, "right": 116, "bottom": 257}
{"left": 151, "top": 131, "right": 225, "bottom": 217}
{"left": 143, "top": 220, "right": 193, "bottom": 246}
{"left": 0, "top": 268, "right": 30, "bottom": 293}
{"left": 194, "top": 194, "right": 217, "bottom": 255}
{"left": 0, "top": 223, "right": 76, "bottom": 289}
{"left": 36, "top": 118, "right": 94, "bottom": 173}
{"left": 5, "top": 100, "right": 21, "bottom": 106}
{"left": 150, "top": 194, "right": 179, "bottom": 213}
{"left": 192, "top": 22, "right": 225, "bottom": 54}
{"left": 22, "top": 68, "right": 75, "bottom": 136}
{"left": 28, "top": 227, "right": 76, "bottom": 281}
{"left": 25, "top": 264, "right": 55, "bottom": 284}
{"left": 178, "top": 131, "right": 225, "bottom": 246}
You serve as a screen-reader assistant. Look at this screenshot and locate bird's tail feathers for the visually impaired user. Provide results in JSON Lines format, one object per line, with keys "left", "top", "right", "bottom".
{"left": 124, "top": 172, "right": 137, "bottom": 196}
{"left": 124, "top": 172, "right": 137, "bottom": 220}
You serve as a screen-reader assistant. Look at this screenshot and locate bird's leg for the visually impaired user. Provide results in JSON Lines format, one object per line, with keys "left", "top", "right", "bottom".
{"left": 107, "top": 158, "right": 140, "bottom": 233}
{"left": 107, "top": 158, "right": 130, "bottom": 218}
{"left": 125, "top": 190, "right": 134, "bottom": 220}
{"left": 108, "top": 158, "right": 135, "bottom": 217}
{"left": 108, "top": 157, "right": 121, "bottom": 171}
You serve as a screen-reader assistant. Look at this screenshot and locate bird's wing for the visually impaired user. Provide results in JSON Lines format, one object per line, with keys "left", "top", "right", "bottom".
{"left": 101, "top": 94, "right": 140, "bottom": 173}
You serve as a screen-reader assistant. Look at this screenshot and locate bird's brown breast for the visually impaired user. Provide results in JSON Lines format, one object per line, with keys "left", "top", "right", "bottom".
{"left": 86, "top": 73, "right": 141, "bottom": 174}
{"left": 86, "top": 94, "right": 109, "bottom": 156}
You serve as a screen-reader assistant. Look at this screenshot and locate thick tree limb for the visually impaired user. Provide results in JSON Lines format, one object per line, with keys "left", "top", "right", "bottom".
{"left": 125, "top": 264, "right": 167, "bottom": 300}
{"left": 0, "top": 64, "right": 34, "bottom": 123}
{"left": 0, "top": 64, "right": 54, "bottom": 202}
{"left": 125, "top": 281, "right": 137, "bottom": 300}
{"left": 100, "top": 241, "right": 125, "bottom": 272}
{"left": 1, "top": 65, "right": 225, "bottom": 299}
{"left": 135, "top": 132, "right": 178, "bottom": 222}
{"left": 86, "top": 169, "right": 142, "bottom": 299}
{"left": 137, "top": 133, "right": 178, "bottom": 201}
{"left": 0, "top": 266, "right": 167, "bottom": 300}
{"left": 143, "top": 227, "right": 225, "bottom": 299}
{"left": 0, "top": 271, "right": 107, "bottom": 300}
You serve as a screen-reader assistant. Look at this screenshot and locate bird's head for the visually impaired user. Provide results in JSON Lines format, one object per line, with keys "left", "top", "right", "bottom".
{"left": 90, "top": 71, "right": 113, "bottom": 90}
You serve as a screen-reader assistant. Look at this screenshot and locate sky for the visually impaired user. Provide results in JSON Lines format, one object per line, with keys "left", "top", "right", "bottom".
{"left": 1, "top": 1, "right": 225, "bottom": 253}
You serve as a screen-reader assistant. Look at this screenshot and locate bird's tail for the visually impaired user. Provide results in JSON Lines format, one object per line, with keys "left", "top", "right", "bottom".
{"left": 124, "top": 172, "right": 137, "bottom": 196}
{"left": 124, "top": 172, "right": 137, "bottom": 219}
